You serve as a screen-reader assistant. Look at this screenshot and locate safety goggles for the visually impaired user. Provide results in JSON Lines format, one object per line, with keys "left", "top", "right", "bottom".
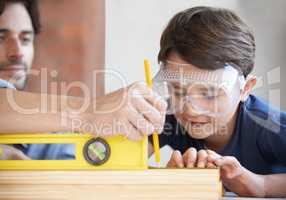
{"left": 153, "top": 60, "right": 245, "bottom": 117}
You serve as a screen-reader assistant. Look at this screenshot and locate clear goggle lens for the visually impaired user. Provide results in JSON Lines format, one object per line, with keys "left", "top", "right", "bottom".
{"left": 153, "top": 61, "right": 245, "bottom": 117}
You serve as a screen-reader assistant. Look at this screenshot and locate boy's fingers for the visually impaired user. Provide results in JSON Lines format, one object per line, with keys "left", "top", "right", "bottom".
{"left": 197, "top": 150, "right": 208, "bottom": 168}
{"left": 215, "top": 156, "right": 242, "bottom": 179}
{"left": 206, "top": 149, "right": 221, "bottom": 157}
{"left": 206, "top": 162, "right": 217, "bottom": 168}
{"left": 215, "top": 156, "right": 240, "bottom": 168}
{"left": 167, "top": 150, "right": 184, "bottom": 168}
{"left": 207, "top": 150, "right": 222, "bottom": 163}
{"left": 183, "top": 147, "right": 197, "bottom": 168}
{"left": 204, "top": 150, "right": 221, "bottom": 168}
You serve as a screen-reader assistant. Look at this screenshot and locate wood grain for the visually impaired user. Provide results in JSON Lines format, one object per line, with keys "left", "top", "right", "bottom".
{"left": 0, "top": 169, "right": 222, "bottom": 200}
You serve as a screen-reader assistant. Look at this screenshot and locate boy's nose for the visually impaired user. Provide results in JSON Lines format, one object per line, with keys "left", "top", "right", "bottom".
{"left": 184, "top": 102, "right": 202, "bottom": 116}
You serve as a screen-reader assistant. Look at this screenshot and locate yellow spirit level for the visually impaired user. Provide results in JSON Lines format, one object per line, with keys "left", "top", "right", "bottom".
{"left": 0, "top": 134, "right": 148, "bottom": 170}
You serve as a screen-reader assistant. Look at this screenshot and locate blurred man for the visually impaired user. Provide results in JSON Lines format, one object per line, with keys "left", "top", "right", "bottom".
{"left": 0, "top": 0, "right": 166, "bottom": 160}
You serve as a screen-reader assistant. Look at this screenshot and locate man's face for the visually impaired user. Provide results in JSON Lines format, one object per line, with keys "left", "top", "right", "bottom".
{"left": 0, "top": 3, "right": 34, "bottom": 90}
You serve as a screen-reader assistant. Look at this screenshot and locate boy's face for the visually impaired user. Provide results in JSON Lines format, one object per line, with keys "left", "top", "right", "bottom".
{"left": 166, "top": 52, "right": 241, "bottom": 139}
{"left": 0, "top": 3, "right": 35, "bottom": 90}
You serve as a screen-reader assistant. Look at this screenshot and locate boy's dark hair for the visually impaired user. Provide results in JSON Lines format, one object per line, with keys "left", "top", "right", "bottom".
{"left": 158, "top": 6, "right": 255, "bottom": 77}
{"left": 0, "top": 0, "right": 41, "bottom": 34}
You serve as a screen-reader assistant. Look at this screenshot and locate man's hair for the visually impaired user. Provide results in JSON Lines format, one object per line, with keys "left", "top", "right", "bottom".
{"left": 0, "top": 0, "right": 41, "bottom": 34}
{"left": 158, "top": 6, "right": 255, "bottom": 77}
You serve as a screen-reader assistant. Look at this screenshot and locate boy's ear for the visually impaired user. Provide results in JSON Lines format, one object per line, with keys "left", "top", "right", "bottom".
{"left": 240, "top": 75, "right": 257, "bottom": 102}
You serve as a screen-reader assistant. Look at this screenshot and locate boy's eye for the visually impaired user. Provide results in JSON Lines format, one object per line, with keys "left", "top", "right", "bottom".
{"left": 200, "top": 91, "right": 220, "bottom": 100}
{"left": 174, "top": 90, "right": 186, "bottom": 97}
{"left": 172, "top": 85, "right": 187, "bottom": 97}
{"left": 204, "top": 94, "right": 216, "bottom": 100}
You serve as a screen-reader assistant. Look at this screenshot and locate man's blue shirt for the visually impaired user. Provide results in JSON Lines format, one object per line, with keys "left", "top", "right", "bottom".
{"left": 0, "top": 79, "right": 75, "bottom": 160}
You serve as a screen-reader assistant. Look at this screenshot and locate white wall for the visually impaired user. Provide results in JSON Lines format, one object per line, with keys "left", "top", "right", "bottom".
{"left": 105, "top": 0, "right": 239, "bottom": 93}
{"left": 237, "top": 0, "right": 286, "bottom": 110}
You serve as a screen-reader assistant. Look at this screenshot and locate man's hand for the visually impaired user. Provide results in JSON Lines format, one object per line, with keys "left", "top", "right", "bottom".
{"left": 0, "top": 82, "right": 167, "bottom": 141}
{"left": 78, "top": 82, "right": 167, "bottom": 141}
{"left": 0, "top": 144, "right": 31, "bottom": 160}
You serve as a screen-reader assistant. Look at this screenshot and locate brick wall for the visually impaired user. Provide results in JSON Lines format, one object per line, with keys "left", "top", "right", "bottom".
{"left": 26, "top": 0, "right": 105, "bottom": 97}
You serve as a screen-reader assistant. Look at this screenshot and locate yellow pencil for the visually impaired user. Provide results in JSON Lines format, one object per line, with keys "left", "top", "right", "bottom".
{"left": 144, "top": 59, "right": 160, "bottom": 164}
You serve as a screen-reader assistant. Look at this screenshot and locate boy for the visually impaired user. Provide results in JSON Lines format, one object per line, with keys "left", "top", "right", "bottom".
{"left": 149, "top": 6, "right": 286, "bottom": 197}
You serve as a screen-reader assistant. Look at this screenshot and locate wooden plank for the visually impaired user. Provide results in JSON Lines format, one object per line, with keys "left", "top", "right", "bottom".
{"left": 0, "top": 169, "right": 222, "bottom": 200}
{"left": 222, "top": 198, "right": 286, "bottom": 200}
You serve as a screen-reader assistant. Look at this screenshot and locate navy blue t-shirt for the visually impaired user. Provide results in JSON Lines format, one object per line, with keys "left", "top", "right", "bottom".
{"left": 151, "top": 95, "right": 286, "bottom": 175}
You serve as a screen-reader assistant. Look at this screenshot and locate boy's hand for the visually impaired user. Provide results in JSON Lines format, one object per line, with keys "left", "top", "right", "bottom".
{"left": 207, "top": 150, "right": 265, "bottom": 197}
{"left": 167, "top": 148, "right": 216, "bottom": 168}
{"left": 0, "top": 144, "right": 31, "bottom": 160}
{"left": 167, "top": 148, "right": 265, "bottom": 197}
